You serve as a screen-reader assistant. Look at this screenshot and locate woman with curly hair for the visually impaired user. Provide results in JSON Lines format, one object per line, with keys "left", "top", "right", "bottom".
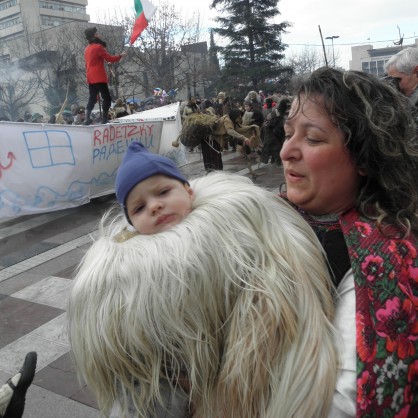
{"left": 281, "top": 67, "right": 418, "bottom": 417}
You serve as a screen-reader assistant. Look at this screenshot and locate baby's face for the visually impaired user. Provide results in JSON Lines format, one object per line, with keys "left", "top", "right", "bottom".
{"left": 126, "top": 175, "right": 194, "bottom": 235}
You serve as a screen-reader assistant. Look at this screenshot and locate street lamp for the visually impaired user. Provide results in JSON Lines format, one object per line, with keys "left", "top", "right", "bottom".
{"left": 325, "top": 35, "right": 339, "bottom": 68}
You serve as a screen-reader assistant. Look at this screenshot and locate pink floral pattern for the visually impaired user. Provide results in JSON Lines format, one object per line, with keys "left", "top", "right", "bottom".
{"left": 361, "top": 255, "right": 385, "bottom": 282}
{"left": 405, "top": 359, "right": 418, "bottom": 403}
{"left": 291, "top": 202, "right": 418, "bottom": 417}
{"left": 394, "top": 405, "right": 411, "bottom": 418}
{"left": 357, "top": 311, "right": 377, "bottom": 362}
{"left": 376, "top": 297, "right": 418, "bottom": 359}
{"left": 357, "top": 370, "right": 375, "bottom": 410}
{"left": 399, "top": 265, "right": 418, "bottom": 308}
{"left": 355, "top": 221, "right": 372, "bottom": 237}
{"left": 340, "top": 209, "right": 418, "bottom": 417}
{"left": 388, "top": 240, "right": 417, "bottom": 266}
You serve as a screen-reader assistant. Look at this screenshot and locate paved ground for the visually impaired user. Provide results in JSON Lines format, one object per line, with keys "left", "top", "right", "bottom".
{"left": 0, "top": 149, "right": 284, "bottom": 418}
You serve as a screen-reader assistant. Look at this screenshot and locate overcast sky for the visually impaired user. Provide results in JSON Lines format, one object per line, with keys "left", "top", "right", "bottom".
{"left": 87, "top": 0, "right": 417, "bottom": 69}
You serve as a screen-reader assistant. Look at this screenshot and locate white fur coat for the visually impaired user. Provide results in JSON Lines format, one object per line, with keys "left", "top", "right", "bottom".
{"left": 68, "top": 172, "right": 339, "bottom": 418}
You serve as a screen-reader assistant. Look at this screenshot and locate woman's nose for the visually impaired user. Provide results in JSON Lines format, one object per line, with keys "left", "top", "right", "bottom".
{"left": 280, "top": 135, "right": 299, "bottom": 161}
{"left": 280, "top": 137, "right": 292, "bottom": 161}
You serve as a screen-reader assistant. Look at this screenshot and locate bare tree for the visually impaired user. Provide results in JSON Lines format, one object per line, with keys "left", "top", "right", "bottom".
{"left": 285, "top": 46, "right": 341, "bottom": 76}
{"left": 0, "top": 63, "right": 41, "bottom": 120}
{"left": 16, "top": 22, "right": 85, "bottom": 114}
{"left": 0, "top": 1, "right": 210, "bottom": 115}
{"left": 285, "top": 47, "right": 323, "bottom": 76}
{"left": 181, "top": 42, "right": 210, "bottom": 98}
{"left": 3, "top": 19, "right": 129, "bottom": 114}
{"left": 95, "top": 1, "right": 209, "bottom": 100}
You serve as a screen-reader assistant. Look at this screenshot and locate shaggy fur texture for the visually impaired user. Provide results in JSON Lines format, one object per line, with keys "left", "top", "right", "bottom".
{"left": 68, "top": 172, "right": 339, "bottom": 418}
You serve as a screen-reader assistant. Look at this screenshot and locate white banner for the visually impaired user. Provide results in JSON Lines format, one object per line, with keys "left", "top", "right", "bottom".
{"left": 0, "top": 120, "right": 168, "bottom": 219}
{"left": 90, "top": 122, "right": 163, "bottom": 196}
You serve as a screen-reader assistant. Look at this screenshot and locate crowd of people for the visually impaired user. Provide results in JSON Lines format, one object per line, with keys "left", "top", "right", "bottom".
{"left": 177, "top": 91, "right": 292, "bottom": 174}
{"left": 6, "top": 99, "right": 144, "bottom": 126}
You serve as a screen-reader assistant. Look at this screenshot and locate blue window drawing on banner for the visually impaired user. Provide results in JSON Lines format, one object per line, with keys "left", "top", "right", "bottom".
{"left": 23, "top": 130, "right": 75, "bottom": 168}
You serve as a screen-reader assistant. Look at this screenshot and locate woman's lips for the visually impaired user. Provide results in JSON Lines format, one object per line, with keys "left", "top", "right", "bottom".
{"left": 285, "top": 169, "right": 304, "bottom": 182}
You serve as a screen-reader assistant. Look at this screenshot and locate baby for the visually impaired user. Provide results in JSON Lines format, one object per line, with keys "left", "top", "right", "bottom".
{"left": 69, "top": 141, "right": 339, "bottom": 418}
{"left": 114, "top": 141, "right": 194, "bottom": 236}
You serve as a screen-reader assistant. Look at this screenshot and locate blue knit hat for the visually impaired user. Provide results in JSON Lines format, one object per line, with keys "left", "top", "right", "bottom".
{"left": 115, "top": 142, "right": 188, "bottom": 207}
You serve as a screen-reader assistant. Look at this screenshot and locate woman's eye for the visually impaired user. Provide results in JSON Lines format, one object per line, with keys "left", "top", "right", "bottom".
{"left": 307, "top": 137, "right": 321, "bottom": 144}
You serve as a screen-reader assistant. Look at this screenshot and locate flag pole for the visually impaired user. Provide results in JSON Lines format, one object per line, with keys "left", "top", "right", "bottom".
{"left": 318, "top": 25, "right": 329, "bottom": 67}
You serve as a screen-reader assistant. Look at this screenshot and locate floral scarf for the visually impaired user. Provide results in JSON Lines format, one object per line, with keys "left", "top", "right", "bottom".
{"left": 298, "top": 206, "right": 418, "bottom": 417}
{"left": 340, "top": 209, "right": 418, "bottom": 418}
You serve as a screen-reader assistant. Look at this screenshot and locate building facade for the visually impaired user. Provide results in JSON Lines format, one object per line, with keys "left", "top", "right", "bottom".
{"left": 0, "top": 0, "right": 89, "bottom": 41}
{"left": 0, "top": 1, "right": 211, "bottom": 120}
{"left": 350, "top": 38, "right": 418, "bottom": 76}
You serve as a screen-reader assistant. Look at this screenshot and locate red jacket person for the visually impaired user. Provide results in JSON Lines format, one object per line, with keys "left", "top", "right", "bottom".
{"left": 84, "top": 27, "right": 126, "bottom": 125}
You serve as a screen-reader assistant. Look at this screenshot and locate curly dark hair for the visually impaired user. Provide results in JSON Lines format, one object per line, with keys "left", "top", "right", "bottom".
{"left": 291, "top": 67, "right": 418, "bottom": 235}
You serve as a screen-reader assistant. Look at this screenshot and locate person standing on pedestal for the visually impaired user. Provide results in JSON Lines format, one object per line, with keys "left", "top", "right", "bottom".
{"left": 83, "top": 27, "right": 127, "bottom": 125}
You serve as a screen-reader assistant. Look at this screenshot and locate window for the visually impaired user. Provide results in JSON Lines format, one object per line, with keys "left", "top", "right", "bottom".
{"left": 41, "top": 16, "right": 68, "bottom": 26}
{"left": 0, "top": 1, "right": 17, "bottom": 11}
{"left": 0, "top": 14, "right": 21, "bottom": 30}
{"left": 377, "top": 60, "right": 385, "bottom": 76}
{"left": 39, "top": 1, "right": 86, "bottom": 14}
{"left": 362, "top": 61, "right": 370, "bottom": 73}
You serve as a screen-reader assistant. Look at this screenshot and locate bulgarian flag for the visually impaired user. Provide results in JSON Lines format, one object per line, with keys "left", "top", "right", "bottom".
{"left": 130, "top": 0, "right": 156, "bottom": 45}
